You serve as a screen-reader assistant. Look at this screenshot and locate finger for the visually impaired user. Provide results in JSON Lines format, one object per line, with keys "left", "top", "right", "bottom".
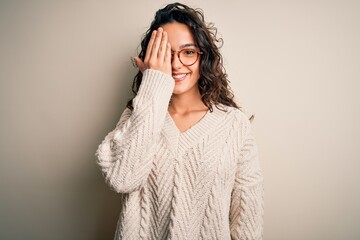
{"left": 164, "top": 42, "right": 172, "bottom": 69}
{"left": 150, "top": 27, "right": 163, "bottom": 61}
{"left": 158, "top": 31, "right": 168, "bottom": 60}
{"left": 144, "top": 30, "right": 157, "bottom": 63}
{"left": 133, "top": 56, "right": 145, "bottom": 73}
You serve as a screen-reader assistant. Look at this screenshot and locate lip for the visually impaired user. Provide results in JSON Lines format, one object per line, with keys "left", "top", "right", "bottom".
{"left": 172, "top": 73, "right": 189, "bottom": 82}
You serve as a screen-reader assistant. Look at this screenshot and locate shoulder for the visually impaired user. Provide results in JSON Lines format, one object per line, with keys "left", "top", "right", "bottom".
{"left": 214, "top": 104, "right": 250, "bottom": 125}
{"left": 214, "top": 104, "right": 254, "bottom": 143}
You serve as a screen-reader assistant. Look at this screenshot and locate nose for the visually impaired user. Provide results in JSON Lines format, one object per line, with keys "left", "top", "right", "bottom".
{"left": 171, "top": 52, "right": 183, "bottom": 70}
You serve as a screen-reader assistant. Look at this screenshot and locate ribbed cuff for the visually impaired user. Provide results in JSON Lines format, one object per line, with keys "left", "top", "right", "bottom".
{"left": 134, "top": 69, "right": 174, "bottom": 106}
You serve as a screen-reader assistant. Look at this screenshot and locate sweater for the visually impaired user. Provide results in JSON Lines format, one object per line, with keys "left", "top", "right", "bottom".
{"left": 95, "top": 69, "right": 264, "bottom": 240}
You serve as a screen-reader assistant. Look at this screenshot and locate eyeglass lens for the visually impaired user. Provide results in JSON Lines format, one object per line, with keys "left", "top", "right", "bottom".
{"left": 172, "top": 48, "right": 200, "bottom": 66}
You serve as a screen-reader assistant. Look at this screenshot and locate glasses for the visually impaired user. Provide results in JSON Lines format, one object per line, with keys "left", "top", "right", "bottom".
{"left": 171, "top": 48, "right": 203, "bottom": 66}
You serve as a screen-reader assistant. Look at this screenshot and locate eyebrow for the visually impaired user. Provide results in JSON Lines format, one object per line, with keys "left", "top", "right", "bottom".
{"left": 178, "top": 43, "right": 197, "bottom": 49}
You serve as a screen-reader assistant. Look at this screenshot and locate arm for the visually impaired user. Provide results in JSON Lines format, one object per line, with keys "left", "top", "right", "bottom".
{"left": 230, "top": 116, "right": 264, "bottom": 240}
{"left": 95, "top": 69, "right": 174, "bottom": 193}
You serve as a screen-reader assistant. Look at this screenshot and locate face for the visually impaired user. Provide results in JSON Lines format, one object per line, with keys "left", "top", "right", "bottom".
{"left": 161, "top": 22, "right": 201, "bottom": 96}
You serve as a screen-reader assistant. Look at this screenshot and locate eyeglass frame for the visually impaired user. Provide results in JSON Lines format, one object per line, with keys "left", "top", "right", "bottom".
{"left": 171, "top": 48, "right": 203, "bottom": 66}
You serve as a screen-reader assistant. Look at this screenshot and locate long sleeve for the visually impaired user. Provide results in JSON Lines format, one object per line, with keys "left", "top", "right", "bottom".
{"left": 95, "top": 69, "right": 174, "bottom": 193}
{"left": 229, "top": 116, "right": 264, "bottom": 240}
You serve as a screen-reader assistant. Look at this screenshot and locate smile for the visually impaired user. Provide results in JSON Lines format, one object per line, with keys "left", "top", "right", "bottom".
{"left": 172, "top": 73, "right": 189, "bottom": 82}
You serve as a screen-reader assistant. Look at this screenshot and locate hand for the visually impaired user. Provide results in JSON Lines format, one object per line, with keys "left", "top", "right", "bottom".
{"left": 133, "top": 27, "right": 172, "bottom": 76}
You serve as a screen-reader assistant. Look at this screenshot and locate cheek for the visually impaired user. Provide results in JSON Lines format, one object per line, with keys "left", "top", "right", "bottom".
{"left": 190, "top": 63, "right": 201, "bottom": 78}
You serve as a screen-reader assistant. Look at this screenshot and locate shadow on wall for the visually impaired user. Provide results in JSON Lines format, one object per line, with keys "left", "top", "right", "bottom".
{"left": 94, "top": 184, "right": 123, "bottom": 239}
{"left": 91, "top": 67, "right": 135, "bottom": 239}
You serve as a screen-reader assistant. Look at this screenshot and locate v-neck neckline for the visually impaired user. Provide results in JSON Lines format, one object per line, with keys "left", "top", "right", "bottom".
{"left": 166, "top": 108, "right": 211, "bottom": 135}
{"left": 162, "top": 105, "right": 227, "bottom": 153}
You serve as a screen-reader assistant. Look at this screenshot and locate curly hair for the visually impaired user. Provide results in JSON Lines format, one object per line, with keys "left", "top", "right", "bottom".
{"left": 126, "top": 2, "right": 245, "bottom": 116}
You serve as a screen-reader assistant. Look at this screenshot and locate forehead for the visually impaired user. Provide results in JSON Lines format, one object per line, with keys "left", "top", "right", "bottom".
{"left": 161, "top": 22, "right": 196, "bottom": 49}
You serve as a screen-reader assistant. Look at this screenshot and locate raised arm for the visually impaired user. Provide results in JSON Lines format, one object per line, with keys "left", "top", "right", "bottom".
{"left": 95, "top": 27, "right": 173, "bottom": 193}
{"left": 95, "top": 69, "right": 174, "bottom": 193}
{"left": 230, "top": 115, "right": 264, "bottom": 240}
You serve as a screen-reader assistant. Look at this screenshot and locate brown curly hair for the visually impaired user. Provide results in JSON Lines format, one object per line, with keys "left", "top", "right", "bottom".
{"left": 127, "top": 2, "right": 246, "bottom": 116}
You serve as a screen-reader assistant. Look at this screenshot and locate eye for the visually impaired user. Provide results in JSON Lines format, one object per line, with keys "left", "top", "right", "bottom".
{"left": 183, "top": 49, "right": 196, "bottom": 56}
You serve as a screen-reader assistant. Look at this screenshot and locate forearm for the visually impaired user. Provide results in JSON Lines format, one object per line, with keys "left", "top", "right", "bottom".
{"left": 95, "top": 69, "right": 174, "bottom": 193}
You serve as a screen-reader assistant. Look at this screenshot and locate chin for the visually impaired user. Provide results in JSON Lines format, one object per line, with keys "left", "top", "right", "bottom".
{"left": 172, "top": 84, "right": 189, "bottom": 94}
{"left": 172, "top": 83, "right": 198, "bottom": 95}
{"left": 171, "top": 74, "right": 200, "bottom": 95}
{"left": 172, "top": 87, "right": 185, "bottom": 95}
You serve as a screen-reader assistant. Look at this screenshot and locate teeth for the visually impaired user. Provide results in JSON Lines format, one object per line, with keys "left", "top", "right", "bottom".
{"left": 172, "top": 73, "right": 187, "bottom": 79}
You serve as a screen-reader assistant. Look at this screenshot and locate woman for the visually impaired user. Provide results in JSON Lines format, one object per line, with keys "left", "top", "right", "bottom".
{"left": 96, "top": 2, "right": 264, "bottom": 240}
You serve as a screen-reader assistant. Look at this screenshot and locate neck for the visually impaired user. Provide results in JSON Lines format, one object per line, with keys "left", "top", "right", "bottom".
{"left": 168, "top": 87, "right": 207, "bottom": 114}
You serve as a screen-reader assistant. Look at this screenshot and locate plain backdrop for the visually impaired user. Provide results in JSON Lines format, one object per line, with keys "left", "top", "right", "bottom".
{"left": 1, "top": 0, "right": 359, "bottom": 239}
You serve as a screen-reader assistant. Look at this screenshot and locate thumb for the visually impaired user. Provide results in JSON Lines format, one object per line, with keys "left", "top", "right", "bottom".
{"left": 133, "top": 56, "right": 145, "bottom": 73}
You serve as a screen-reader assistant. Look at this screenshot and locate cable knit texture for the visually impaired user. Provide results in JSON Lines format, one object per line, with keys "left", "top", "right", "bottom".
{"left": 95, "top": 69, "right": 264, "bottom": 240}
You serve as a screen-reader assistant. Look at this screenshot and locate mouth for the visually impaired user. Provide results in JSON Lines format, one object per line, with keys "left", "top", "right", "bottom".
{"left": 172, "top": 73, "right": 189, "bottom": 82}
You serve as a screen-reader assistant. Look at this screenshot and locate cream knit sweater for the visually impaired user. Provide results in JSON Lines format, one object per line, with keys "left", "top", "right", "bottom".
{"left": 95, "top": 69, "right": 264, "bottom": 240}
